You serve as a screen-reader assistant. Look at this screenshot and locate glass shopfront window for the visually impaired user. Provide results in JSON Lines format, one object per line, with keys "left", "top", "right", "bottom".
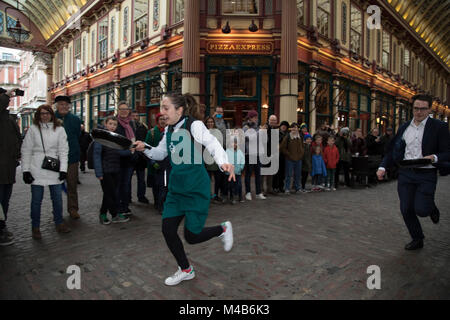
{"left": 297, "top": 64, "right": 308, "bottom": 126}
{"left": 120, "top": 69, "right": 164, "bottom": 127}
{"left": 375, "top": 93, "right": 395, "bottom": 134}
{"left": 71, "top": 94, "right": 84, "bottom": 120}
{"left": 315, "top": 70, "right": 332, "bottom": 130}
{"left": 90, "top": 86, "right": 115, "bottom": 128}
{"left": 222, "top": 0, "right": 259, "bottom": 15}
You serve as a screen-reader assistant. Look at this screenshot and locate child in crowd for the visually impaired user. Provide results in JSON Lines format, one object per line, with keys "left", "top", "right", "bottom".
{"left": 93, "top": 116, "right": 132, "bottom": 224}
{"left": 311, "top": 145, "right": 327, "bottom": 191}
{"left": 226, "top": 137, "right": 245, "bottom": 204}
{"left": 323, "top": 136, "right": 340, "bottom": 191}
{"left": 312, "top": 134, "right": 324, "bottom": 154}
{"left": 301, "top": 134, "right": 313, "bottom": 192}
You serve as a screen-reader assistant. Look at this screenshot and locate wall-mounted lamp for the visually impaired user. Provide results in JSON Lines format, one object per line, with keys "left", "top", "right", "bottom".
{"left": 249, "top": 20, "right": 258, "bottom": 32}
{"left": 222, "top": 21, "right": 231, "bottom": 34}
{"left": 262, "top": 104, "right": 269, "bottom": 109}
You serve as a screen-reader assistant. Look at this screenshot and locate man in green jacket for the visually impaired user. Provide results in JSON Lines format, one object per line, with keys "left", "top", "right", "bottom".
{"left": 55, "top": 96, "right": 81, "bottom": 219}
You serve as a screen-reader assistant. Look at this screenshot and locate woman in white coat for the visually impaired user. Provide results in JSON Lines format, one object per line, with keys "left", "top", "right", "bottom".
{"left": 21, "top": 104, "right": 70, "bottom": 240}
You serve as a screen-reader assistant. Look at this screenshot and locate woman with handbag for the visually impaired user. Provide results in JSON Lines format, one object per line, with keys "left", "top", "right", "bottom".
{"left": 21, "top": 104, "right": 70, "bottom": 240}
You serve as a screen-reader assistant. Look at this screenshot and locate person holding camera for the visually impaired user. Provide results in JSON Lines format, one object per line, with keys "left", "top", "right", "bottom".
{"left": 21, "top": 105, "right": 70, "bottom": 240}
{"left": 0, "top": 88, "right": 22, "bottom": 246}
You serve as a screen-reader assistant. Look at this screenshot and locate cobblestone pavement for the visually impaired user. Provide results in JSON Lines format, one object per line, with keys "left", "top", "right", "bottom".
{"left": 1, "top": 170, "right": 449, "bottom": 300}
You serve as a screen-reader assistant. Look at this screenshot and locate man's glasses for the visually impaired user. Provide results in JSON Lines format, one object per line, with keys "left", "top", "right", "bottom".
{"left": 413, "top": 107, "right": 429, "bottom": 112}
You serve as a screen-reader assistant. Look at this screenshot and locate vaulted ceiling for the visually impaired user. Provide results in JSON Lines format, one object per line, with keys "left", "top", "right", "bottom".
{"left": 386, "top": 0, "right": 450, "bottom": 69}
{"left": 3, "top": 0, "right": 88, "bottom": 41}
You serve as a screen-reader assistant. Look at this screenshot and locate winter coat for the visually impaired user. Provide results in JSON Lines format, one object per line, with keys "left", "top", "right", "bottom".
{"left": 243, "top": 121, "right": 265, "bottom": 157}
{"left": 323, "top": 145, "right": 340, "bottom": 169}
{"left": 226, "top": 148, "right": 245, "bottom": 175}
{"left": 311, "top": 154, "right": 327, "bottom": 177}
{"left": 335, "top": 136, "right": 352, "bottom": 162}
{"left": 280, "top": 133, "right": 304, "bottom": 162}
{"left": 302, "top": 143, "right": 312, "bottom": 173}
{"left": 116, "top": 119, "right": 138, "bottom": 168}
{"left": 0, "top": 107, "right": 22, "bottom": 184}
{"left": 93, "top": 141, "right": 132, "bottom": 178}
{"left": 21, "top": 123, "right": 68, "bottom": 186}
{"left": 55, "top": 111, "right": 81, "bottom": 164}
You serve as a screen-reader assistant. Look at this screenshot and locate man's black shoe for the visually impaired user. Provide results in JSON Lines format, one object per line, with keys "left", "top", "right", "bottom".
{"left": 405, "top": 239, "right": 424, "bottom": 250}
{"left": 138, "top": 197, "right": 150, "bottom": 204}
{"left": 430, "top": 206, "right": 440, "bottom": 224}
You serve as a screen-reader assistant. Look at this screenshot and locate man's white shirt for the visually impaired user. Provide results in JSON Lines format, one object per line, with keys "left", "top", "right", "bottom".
{"left": 379, "top": 116, "right": 437, "bottom": 172}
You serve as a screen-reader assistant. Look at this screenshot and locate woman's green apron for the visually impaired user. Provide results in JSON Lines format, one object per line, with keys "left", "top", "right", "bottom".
{"left": 163, "top": 117, "right": 211, "bottom": 234}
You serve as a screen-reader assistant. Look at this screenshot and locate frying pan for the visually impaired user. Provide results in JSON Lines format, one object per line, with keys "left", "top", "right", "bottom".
{"left": 91, "top": 128, "right": 151, "bottom": 150}
{"left": 398, "top": 158, "right": 432, "bottom": 168}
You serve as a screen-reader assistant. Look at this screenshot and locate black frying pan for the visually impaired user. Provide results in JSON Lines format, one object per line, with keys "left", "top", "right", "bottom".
{"left": 91, "top": 128, "right": 150, "bottom": 150}
{"left": 398, "top": 158, "right": 432, "bottom": 168}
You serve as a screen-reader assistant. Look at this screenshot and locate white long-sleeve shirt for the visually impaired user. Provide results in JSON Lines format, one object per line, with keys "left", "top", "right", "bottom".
{"left": 379, "top": 116, "right": 436, "bottom": 171}
{"left": 143, "top": 118, "right": 229, "bottom": 168}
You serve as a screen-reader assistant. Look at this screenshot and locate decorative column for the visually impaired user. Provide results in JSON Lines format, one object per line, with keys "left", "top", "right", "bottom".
{"left": 279, "top": 0, "right": 299, "bottom": 123}
{"left": 309, "top": 65, "right": 318, "bottom": 134}
{"left": 332, "top": 75, "right": 340, "bottom": 129}
{"left": 370, "top": 88, "right": 377, "bottom": 131}
{"left": 84, "top": 90, "right": 90, "bottom": 131}
{"left": 395, "top": 97, "right": 401, "bottom": 132}
{"left": 182, "top": 0, "right": 200, "bottom": 101}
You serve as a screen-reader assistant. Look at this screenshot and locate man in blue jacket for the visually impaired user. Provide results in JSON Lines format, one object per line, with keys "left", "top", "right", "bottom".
{"left": 377, "top": 94, "right": 450, "bottom": 250}
{"left": 55, "top": 96, "right": 81, "bottom": 219}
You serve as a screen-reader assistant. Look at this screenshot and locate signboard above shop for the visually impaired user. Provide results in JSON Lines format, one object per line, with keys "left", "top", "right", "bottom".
{"left": 206, "top": 40, "right": 274, "bottom": 55}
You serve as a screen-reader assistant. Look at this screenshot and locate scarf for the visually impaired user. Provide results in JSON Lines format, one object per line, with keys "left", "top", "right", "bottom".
{"left": 118, "top": 115, "right": 135, "bottom": 141}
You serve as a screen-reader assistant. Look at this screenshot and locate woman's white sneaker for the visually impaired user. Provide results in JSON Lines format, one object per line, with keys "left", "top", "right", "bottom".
{"left": 219, "top": 221, "right": 233, "bottom": 252}
{"left": 164, "top": 266, "right": 195, "bottom": 286}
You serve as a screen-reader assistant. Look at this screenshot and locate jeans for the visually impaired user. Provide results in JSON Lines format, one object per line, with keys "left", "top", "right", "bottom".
{"left": 100, "top": 173, "right": 120, "bottom": 217}
{"left": 285, "top": 159, "right": 302, "bottom": 191}
{"left": 130, "top": 167, "right": 146, "bottom": 200}
{"left": 326, "top": 169, "right": 336, "bottom": 187}
{"left": 0, "top": 184, "right": 13, "bottom": 230}
{"left": 118, "top": 166, "right": 134, "bottom": 212}
{"left": 228, "top": 175, "right": 242, "bottom": 199}
{"left": 30, "top": 184, "right": 63, "bottom": 228}
{"left": 312, "top": 174, "right": 323, "bottom": 186}
{"left": 244, "top": 157, "right": 262, "bottom": 195}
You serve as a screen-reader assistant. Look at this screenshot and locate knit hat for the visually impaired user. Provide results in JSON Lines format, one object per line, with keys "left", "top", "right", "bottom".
{"left": 290, "top": 122, "right": 299, "bottom": 128}
{"left": 155, "top": 112, "right": 162, "bottom": 121}
{"left": 279, "top": 120, "right": 289, "bottom": 128}
{"left": 340, "top": 127, "right": 350, "bottom": 135}
{"left": 247, "top": 110, "right": 258, "bottom": 119}
{"left": 300, "top": 123, "right": 307, "bottom": 129}
{"left": 304, "top": 133, "right": 312, "bottom": 141}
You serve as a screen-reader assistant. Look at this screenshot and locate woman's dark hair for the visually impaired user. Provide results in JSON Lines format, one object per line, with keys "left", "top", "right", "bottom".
{"left": 165, "top": 93, "right": 203, "bottom": 120}
{"left": 33, "top": 104, "right": 60, "bottom": 130}
{"left": 204, "top": 116, "right": 216, "bottom": 128}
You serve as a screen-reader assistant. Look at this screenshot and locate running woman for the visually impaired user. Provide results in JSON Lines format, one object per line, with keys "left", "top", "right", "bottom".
{"left": 135, "top": 93, "right": 235, "bottom": 286}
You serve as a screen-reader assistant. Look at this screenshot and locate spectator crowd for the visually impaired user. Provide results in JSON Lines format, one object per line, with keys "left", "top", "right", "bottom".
{"left": 0, "top": 87, "right": 398, "bottom": 246}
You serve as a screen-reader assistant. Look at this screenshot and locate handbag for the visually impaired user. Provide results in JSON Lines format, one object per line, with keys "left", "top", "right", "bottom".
{"left": 38, "top": 126, "right": 60, "bottom": 172}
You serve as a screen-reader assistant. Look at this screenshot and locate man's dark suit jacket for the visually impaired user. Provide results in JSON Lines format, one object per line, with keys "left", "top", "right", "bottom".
{"left": 380, "top": 117, "right": 450, "bottom": 176}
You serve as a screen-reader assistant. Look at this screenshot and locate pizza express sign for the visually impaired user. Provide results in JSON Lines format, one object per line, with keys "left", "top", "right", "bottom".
{"left": 206, "top": 41, "right": 274, "bottom": 55}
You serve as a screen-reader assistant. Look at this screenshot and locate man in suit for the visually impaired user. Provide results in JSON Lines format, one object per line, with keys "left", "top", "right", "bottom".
{"left": 377, "top": 94, "right": 450, "bottom": 250}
